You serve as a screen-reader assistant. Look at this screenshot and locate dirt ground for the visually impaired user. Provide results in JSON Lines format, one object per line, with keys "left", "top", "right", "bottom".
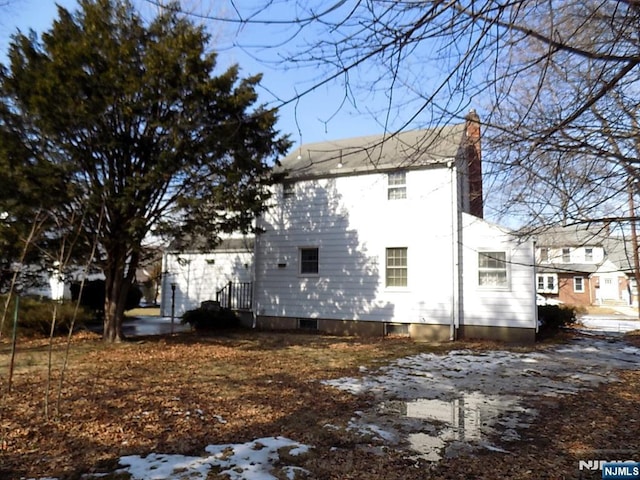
{"left": 0, "top": 329, "right": 638, "bottom": 480}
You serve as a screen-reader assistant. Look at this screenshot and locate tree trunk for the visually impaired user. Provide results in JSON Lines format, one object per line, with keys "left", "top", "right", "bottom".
{"left": 103, "top": 270, "right": 128, "bottom": 342}
{"left": 103, "top": 249, "right": 140, "bottom": 342}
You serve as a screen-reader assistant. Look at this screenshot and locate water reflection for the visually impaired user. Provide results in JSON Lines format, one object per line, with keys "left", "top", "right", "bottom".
{"left": 380, "top": 392, "right": 528, "bottom": 461}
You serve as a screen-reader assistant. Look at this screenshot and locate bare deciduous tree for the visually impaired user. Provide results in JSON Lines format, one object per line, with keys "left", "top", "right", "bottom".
{"left": 147, "top": 0, "right": 640, "bottom": 229}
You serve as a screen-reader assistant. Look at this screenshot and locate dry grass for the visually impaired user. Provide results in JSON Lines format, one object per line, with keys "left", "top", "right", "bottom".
{"left": 0, "top": 330, "right": 638, "bottom": 480}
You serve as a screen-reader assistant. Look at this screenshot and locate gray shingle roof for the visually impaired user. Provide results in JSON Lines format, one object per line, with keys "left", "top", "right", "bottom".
{"left": 277, "top": 123, "right": 467, "bottom": 180}
{"left": 534, "top": 225, "right": 636, "bottom": 273}
{"left": 537, "top": 263, "right": 600, "bottom": 274}
{"left": 532, "top": 225, "right": 609, "bottom": 247}
{"left": 168, "top": 236, "right": 254, "bottom": 253}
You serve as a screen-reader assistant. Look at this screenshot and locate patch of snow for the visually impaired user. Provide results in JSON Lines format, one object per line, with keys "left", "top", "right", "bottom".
{"left": 323, "top": 336, "right": 640, "bottom": 462}
{"left": 347, "top": 418, "right": 396, "bottom": 442}
{"left": 102, "top": 437, "right": 310, "bottom": 480}
{"left": 579, "top": 317, "right": 640, "bottom": 333}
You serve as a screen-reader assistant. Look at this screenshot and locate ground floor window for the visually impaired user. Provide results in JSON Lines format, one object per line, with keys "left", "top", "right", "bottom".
{"left": 478, "top": 251, "right": 508, "bottom": 288}
{"left": 299, "top": 247, "right": 319, "bottom": 275}
{"left": 386, "top": 247, "right": 408, "bottom": 287}
{"left": 537, "top": 273, "right": 558, "bottom": 293}
{"left": 574, "top": 276, "right": 585, "bottom": 293}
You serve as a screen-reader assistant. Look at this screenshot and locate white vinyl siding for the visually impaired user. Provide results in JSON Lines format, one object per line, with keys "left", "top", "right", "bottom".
{"left": 161, "top": 248, "right": 253, "bottom": 316}
{"left": 255, "top": 169, "right": 457, "bottom": 325}
{"left": 255, "top": 172, "right": 536, "bottom": 331}
{"left": 462, "top": 215, "right": 536, "bottom": 329}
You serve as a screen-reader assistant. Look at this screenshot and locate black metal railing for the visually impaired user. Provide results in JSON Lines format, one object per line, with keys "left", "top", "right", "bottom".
{"left": 216, "top": 281, "right": 253, "bottom": 310}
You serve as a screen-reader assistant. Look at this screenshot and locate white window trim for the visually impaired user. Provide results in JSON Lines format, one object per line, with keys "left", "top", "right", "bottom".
{"left": 584, "top": 248, "right": 593, "bottom": 262}
{"left": 574, "top": 276, "right": 585, "bottom": 293}
{"left": 298, "top": 247, "right": 319, "bottom": 276}
{"left": 539, "top": 248, "right": 549, "bottom": 263}
{"left": 537, "top": 273, "right": 558, "bottom": 294}
{"left": 478, "top": 250, "right": 510, "bottom": 290}
{"left": 387, "top": 171, "right": 407, "bottom": 200}
{"left": 385, "top": 247, "right": 408, "bottom": 289}
{"left": 282, "top": 182, "right": 295, "bottom": 199}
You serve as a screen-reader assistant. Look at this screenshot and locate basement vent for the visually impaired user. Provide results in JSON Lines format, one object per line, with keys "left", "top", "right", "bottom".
{"left": 385, "top": 323, "right": 409, "bottom": 336}
{"left": 298, "top": 318, "right": 318, "bottom": 331}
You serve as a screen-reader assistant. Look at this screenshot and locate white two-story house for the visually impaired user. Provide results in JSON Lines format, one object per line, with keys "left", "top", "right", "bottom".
{"left": 250, "top": 111, "right": 537, "bottom": 342}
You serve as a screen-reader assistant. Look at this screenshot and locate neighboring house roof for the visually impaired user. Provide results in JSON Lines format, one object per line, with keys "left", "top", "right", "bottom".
{"left": 533, "top": 225, "right": 609, "bottom": 247}
{"left": 278, "top": 123, "right": 467, "bottom": 180}
{"left": 537, "top": 263, "right": 600, "bottom": 275}
{"left": 168, "top": 235, "right": 254, "bottom": 253}
{"left": 535, "top": 225, "right": 637, "bottom": 276}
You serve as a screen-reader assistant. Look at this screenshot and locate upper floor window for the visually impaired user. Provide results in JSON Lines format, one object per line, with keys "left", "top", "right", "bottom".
{"left": 388, "top": 171, "right": 407, "bottom": 200}
{"left": 299, "top": 247, "right": 319, "bottom": 275}
{"left": 540, "top": 248, "right": 549, "bottom": 262}
{"left": 478, "top": 251, "right": 508, "bottom": 288}
{"left": 283, "top": 182, "right": 295, "bottom": 199}
{"left": 585, "top": 248, "right": 593, "bottom": 262}
{"left": 386, "top": 247, "right": 408, "bottom": 287}
{"left": 562, "top": 248, "right": 571, "bottom": 263}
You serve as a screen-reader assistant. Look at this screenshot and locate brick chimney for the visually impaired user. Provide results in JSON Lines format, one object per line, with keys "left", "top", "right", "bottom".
{"left": 465, "top": 109, "right": 483, "bottom": 218}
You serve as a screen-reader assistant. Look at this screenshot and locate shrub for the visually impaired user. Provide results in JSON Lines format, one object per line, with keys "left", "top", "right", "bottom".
{"left": 69, "top": 280, "right": 142, "bottom": 316}
{"left": 181, "top": 307, "right": 241, "bottom": 331}
{"left": 537, "top": 304, "right": 578, "bottom": 335}
{"left": 0, "top": 296, "right": 93, "bottom": 337}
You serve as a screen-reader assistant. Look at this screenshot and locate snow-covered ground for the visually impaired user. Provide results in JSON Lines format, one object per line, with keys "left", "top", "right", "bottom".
{"left": 113, "top": 437, "right": 311, "bottom": 480}
{"left": 323, "top": 336, "right": 640, "bottom": 461}
{"left": 32, "top": 334, "right": 640, "bottom": 480}
{"left": 579, "top": 315, "right": 640, "bottom": 333}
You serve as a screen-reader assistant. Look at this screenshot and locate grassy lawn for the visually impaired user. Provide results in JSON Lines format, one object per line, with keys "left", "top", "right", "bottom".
{"left": 0, "top": 329, "right": 638, "bottom": 479}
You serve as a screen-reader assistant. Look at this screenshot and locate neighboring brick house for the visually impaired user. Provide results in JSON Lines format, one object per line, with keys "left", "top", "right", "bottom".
{"left": 535, "top": 226, "right": 636, "bottom": 307}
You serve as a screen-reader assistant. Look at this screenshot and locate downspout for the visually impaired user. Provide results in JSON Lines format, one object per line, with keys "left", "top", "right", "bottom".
{"left": 532, "top": 238, "right": 539, "bottom": 334}
{"left": 251, "top": 221, "right": 260, "bottom": 329}
{"left": 251, "top": 235, "right": 258, "bottom": 329}
{"left": 161, "top": 251, "right": 168, "bottom": 317}
{"left": 449, "top": 160, "right": 460, "bottom": 341}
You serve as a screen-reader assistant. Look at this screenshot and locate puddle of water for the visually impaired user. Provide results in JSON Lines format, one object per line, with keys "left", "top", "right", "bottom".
{"left": 376, "top": 392, "right": 531, "bottom": 462}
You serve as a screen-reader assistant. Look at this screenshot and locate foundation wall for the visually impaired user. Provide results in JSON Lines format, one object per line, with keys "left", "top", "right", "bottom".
{"left": 256, "top": 316, "right": 536, "bottom": 344}
{"left": 457, "top": 325, "right": 536, "bottom": 344}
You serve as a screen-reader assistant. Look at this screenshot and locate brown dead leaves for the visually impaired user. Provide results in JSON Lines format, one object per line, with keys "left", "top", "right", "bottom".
{"left": 0, "top": 331, "right": 638, "bottom": 480}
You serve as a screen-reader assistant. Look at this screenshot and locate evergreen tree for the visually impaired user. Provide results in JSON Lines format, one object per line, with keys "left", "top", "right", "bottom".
{"left": 0, "top": 0, "right": 289, "bottom": 341}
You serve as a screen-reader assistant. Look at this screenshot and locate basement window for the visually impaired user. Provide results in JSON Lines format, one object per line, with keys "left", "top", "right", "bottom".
{"left": 385, "top": 323, "right": 409, "bottom": 336}
{"left": 298, "top": 319, "right": 318, "bottom": 330}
